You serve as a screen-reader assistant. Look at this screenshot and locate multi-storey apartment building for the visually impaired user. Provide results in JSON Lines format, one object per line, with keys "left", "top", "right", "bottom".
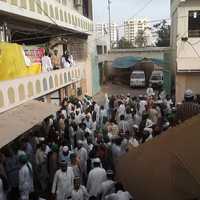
{"left": 124, "top": 18, "right": 153, "bottom": 47}
{"left": 95, "top": 23, "right": 118, "bottom": 47}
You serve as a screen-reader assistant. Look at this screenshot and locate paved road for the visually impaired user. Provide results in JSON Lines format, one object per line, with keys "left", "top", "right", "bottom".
{"left": 94, "top": 82, "right": 146, "bottom": 105}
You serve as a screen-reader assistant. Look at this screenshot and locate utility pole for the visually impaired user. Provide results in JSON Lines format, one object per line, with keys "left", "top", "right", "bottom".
{"left": 108, "top": 0, "right": 112, "bottom": 49}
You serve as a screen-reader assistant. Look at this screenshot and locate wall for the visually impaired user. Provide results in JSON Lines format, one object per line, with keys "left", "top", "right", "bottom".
{"left": 171, "top": 0, "right": 200, "bottom": 102}
{"left": 88, "top": 35, "right": 101, "bottom": 95}
{"left": 106, "top": 47, "right": 171, "bottom": 62}
{"left": 176, "top": 73, "right": 200, "bottom": 103}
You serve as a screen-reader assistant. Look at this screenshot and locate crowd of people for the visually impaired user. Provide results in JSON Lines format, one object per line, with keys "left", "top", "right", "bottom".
{"left": 41, "top": 49, "right": 75, "bottom": 72}
{"left": 0, "top": 85, "right": 200, "bottom": 200}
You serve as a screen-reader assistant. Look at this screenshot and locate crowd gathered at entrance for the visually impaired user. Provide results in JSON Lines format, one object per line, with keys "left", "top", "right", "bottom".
{"left": 0, "top": 85, "right": 200, "bottom": 200}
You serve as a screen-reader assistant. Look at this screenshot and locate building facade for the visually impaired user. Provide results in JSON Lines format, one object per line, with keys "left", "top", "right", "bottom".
{"left": 124, "top": 18, "right": 153, "bottom": 47}
{"left": 0, "top": 0, "right": 97, "bottom": 147}
{"left": 171, "top": 0, "right": 200, "bottom": 102}
{"left": 95, "top": 23, "right": 118, "bottom": 47}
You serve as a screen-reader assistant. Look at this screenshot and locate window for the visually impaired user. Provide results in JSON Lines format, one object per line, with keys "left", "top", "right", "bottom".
{"left": 189, "top": 10, "right": 200, "bottom": 37}
{"left": 104, "top": 46, "right": 107, "bottom": 54}
{"left": 97, "top": 45, "right": 103, "bottom": 55}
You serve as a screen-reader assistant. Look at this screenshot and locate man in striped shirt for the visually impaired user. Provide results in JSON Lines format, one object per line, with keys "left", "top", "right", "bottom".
{"left": 176, "top": 89, "right": 200, "bottom": 123}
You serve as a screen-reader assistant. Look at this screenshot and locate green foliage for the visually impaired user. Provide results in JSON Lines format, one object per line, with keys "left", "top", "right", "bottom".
{"left": 154, "top": 20, "right": 170, "bottom": 47}
{"left": 117, "top": 37, "right": 134, "bottom": 49}
{"left": 135, "top": 30, "right": 147, "bottom": 48}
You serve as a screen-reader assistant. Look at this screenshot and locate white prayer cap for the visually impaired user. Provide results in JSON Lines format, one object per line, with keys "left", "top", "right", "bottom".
{"left": 39, "top": 137, "right": 45, "bottom": 142}
{"left": 63, "top": 146, "right": 69, "bottom": 152}
{"left": 184, "top": 89, "right": 193, "bottom": 98}
{"left": 127, "top": 93, "right": 130, "bottom": 97}
{"left": 93, "top": 158, "right": 101, "bottom": 163}
{"left": 133, "top": 124, "right": 139, "bottom": 129}
{"left": 77, "top": 140, "right": 83, "bottom": 145}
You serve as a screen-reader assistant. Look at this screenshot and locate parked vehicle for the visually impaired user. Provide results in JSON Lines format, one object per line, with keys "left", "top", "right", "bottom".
{"left": 149, "top": 71, "right": 164, "bottom": 88}
{"left": 130, "top": 70, "right": 146, "bottom": 88}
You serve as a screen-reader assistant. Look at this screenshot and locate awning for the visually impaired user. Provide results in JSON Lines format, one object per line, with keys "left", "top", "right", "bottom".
{"left": 112, "top": 56, "right": 142, "bottom": 69}
{"left": 112, "top": 56, "right": 166, "bottom": 69}
{"left": 0, "top": 100, "right": 60, "bottom": 148}
{"left": 116, "top": 115, "right": 200, "bottom": 200}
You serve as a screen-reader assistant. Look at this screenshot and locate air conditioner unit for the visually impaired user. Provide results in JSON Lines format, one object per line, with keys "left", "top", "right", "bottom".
{"left": 74, "top": 0, "right": 82, "bottom": 7}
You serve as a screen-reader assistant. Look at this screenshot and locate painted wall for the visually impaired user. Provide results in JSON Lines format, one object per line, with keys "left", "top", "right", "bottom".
{"left": 171, "top": 0, "right": 200, "bottom": 102}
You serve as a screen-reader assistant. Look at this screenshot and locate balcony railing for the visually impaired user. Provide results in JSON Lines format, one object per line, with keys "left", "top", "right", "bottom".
{"left": 0, "top": 0, "right": 93, "bottom": 34}
{"left": 0, "top": 67, "right": 81, "bottom": 113}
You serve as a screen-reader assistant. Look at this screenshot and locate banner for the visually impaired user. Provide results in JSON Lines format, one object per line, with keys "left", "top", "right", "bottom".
{"left": 23, "top": 46, "right": 45, "bottom": 64}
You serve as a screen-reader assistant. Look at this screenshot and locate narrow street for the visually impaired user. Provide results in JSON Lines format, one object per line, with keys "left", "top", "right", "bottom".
{"left": 94, "top": 82, "right": 146, "bottom": 105}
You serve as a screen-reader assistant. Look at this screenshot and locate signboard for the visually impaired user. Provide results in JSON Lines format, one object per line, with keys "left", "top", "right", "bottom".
{"left": 23, "top": 46, "right": 45, "bottom": 64}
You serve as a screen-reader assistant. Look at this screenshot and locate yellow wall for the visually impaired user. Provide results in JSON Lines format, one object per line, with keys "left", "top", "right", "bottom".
{"left": 0, "top": 42, "right": 41, "bottom": 81}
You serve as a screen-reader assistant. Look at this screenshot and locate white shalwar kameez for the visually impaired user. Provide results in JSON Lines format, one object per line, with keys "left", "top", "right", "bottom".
{"left": 105, "top": 190, "right": 132, "bottom": 200}
{"left": 87, "top": 167, "right": 107, "bottom": 197}
{"left": 52, "top": 168, "right": 75, "bottom": 200}
{"left": 19, "top": 163, "right": 34, "bottom": 200}
{"left": 71, "top": 185, "right": 89, "bottom": 200}
{"left": 99, "top": 180, "right": 115, "bottom": 200}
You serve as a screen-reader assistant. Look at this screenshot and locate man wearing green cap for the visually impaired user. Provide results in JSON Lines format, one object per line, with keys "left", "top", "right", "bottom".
{"left": 18, "top": 154, "right": 34, "bottom": 200}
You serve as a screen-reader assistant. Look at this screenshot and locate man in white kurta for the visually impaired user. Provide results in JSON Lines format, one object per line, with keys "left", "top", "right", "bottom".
{"left": 71, "top": 177, "right": 89, "bottom": 200}
{"left": 87, "top": 158, "right": 107, "bottom": 197}
{"left": 52, "top": 161, "right": 74, "bottom": 200}
{"left": 18, "top": 155, "right": 34, "bottom": 200}
{"left": 98, "top": 170, "right": 115, "bottom": 200}
{"left": 75, "top": 141, "right": 88, "bottom": 182}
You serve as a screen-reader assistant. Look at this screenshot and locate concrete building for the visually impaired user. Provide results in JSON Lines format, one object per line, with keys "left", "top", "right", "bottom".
{"left": 95, "top": 23, "right": 118, "bottom": 47}
{"left": 0, "top": 0, "right": 96, "bottom": 148}
{"left": 171, "top": 0, "right": 200, "bottom": 102}
{"left": 124, "top": 18, "right": 153, "bottom": 47}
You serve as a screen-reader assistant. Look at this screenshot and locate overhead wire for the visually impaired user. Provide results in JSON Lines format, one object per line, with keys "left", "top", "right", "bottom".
{"left": 128, "top": 0, "right": 154, "bottom": 20}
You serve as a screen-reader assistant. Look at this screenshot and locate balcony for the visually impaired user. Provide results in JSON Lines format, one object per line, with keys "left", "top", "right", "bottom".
{"left": 0, "top": 67, "right": 81, "bottom": 113}
{"left": 0, "top": 0, "right": 93, "bottom": 34}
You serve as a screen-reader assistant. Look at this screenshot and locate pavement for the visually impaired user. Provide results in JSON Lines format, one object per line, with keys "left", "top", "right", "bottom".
{"left": 94, "top": 82, "right": 146, "bottom": 105}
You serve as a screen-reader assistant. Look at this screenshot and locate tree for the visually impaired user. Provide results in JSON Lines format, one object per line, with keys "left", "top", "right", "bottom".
{"left": 154, "top": 20, "right": 170, "bottom": 47}
{"left": 117, "top": 37, "right": 134, "bottom": 49}
{"left": 135, "top": 30, "right": 147, "bottom": 48}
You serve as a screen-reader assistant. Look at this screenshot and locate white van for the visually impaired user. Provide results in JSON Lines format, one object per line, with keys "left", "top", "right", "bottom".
{"left": 130, "top": 70, "right": 146, "bottom": 88}
{"left": 149, "top": 71, "right": 164, "bottom": 88}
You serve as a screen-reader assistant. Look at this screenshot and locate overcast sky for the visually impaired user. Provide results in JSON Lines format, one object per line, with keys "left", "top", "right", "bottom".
{"left": 93, "top": 0, "right": 170, "bottom": 25}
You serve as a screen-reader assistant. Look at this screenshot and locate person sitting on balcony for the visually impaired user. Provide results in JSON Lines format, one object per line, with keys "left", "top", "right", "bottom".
{"left": 51, "top": 49, "right": 61, "bottom": 70}
{"left": 41, "top": 51, "right": 53, "bottom": 72}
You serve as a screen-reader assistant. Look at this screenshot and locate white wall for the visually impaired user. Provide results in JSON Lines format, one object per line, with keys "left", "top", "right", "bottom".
{"left": 175, "top": 0, "right": 200, "bottom": 71}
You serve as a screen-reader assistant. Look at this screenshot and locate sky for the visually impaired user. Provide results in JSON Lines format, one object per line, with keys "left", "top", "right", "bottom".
{"left": 93, "top": 0, "right": 170, "bottom": 25}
